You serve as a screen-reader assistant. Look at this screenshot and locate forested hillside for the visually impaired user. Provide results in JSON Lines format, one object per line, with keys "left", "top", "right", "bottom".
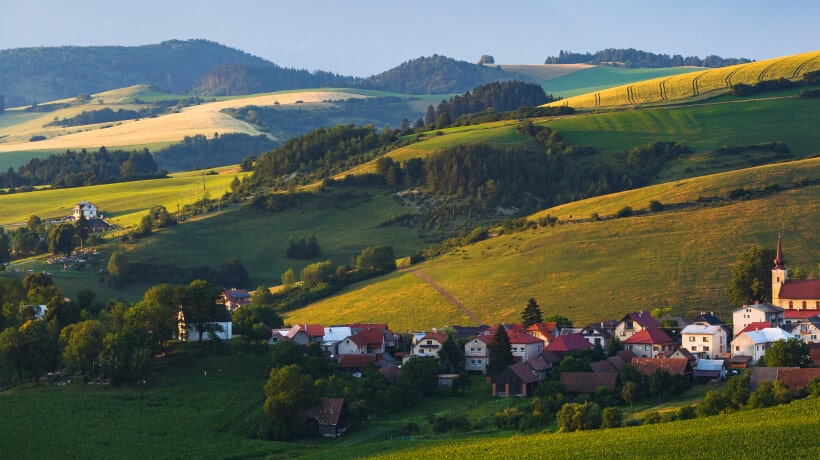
{"left": 191, "top": 63, "right": 358, "bottom": 96}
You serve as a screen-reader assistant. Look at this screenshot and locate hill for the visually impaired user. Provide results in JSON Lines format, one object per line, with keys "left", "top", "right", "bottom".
{"left": 547, "top": 50, "right": 820, "bottom": 109}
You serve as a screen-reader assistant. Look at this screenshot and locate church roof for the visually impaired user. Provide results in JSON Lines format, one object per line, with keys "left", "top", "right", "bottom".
{"left": 774, "top": 235, "right": 785, "bottom": 269}
{"left": 780, "top": 279, "right": 820, "bottom": 300}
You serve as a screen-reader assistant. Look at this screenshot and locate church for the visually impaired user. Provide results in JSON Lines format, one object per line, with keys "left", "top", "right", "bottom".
{"left": 771, "top": 237, "right": 820, "bottom": 311}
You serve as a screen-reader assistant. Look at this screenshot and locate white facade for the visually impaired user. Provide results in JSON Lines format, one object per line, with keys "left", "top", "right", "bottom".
{"left": 185, "top": 322, "right": 232, "bottom": 341}
{"left": 680, "top": 324, "right": 727, "bottom": 360}
{"left": 464, "top": 337, "right": 490, "bottom": 373}
{"left": 732, "top": 303, "right": 785, "bottom": 337}
{"left": 731, "top": 328, "right": 796, "bottom": 363}
{"left": 73, "top": 201, "right": 98, "bottom": 220}
{"left": 792, "top": 320, "right": 820, "bottom": 343}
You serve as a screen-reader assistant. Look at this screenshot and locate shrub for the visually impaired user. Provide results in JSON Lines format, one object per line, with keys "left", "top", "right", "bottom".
{"left": 494, "top": 405, "right": 526, "bottom": 429}
{"left": 601, "top": 407, "right": 623, "bottom": 428}
{"left": 557, "top": 401, "right": 602, "bottom": 432}
{"left": 642, "top": 411, "right": 661, "bottom": 425}
{"left": 615, "top": 206, "right": 633, "bottom": 218}
{"left": 677, "top": 405, "right": 697, "bottom": 420}
{"left": 648, "top": 200, "right": 664, "bottom": 212}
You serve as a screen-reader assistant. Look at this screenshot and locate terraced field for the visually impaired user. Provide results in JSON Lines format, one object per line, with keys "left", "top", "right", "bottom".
{"left": 548, "top": 50, "right": 820, "bottom": 109}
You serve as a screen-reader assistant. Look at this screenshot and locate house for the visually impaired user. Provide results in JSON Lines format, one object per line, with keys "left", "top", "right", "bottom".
{"left": 303, "top": 398, "right": 347, "bottom": 437}
{"left": 452, "top": 325, "right": 491, "bottom": 339}
{"left": 525, "top": 322, "right": 559, "bottom": 346}
{"left": 771, "top": 236, "right": 820, "bottom": 311}
{"left": 524, "top": 355, "right": 552, "bottom": 381}
{"left": 337, "top": 328, "right": 385, "bottom": 355}
{"left": 336, "top": 354, "right": 377, "bottom": 373}
{"left": 615, "top": 311, "right": 661, "bottom": 339}
{"left": 322, "top": 326, "right": 352, "bottom": 354}
{"left": 464, "top": 335, "right": 492, "bottom": 374}
{"left": 492, "top": 363, "right": 539, "bottom": 397}
{"left": 680, "top": 324, "right": 728, "bottom": 360}
{"left": 784, "top": 310, "right": 820, "bottom": 325}
{"left": 732, "top": 302, "right": 785, "bottom": 338}
{"left": 221, "top": 289, "right": 251, "bottom": 311}
{"left": 579, "top": 321, "right": 615, "bottom": 348}
{"left": 731, "top": 327, "right": 796, "bottom": 363}
{"left": 590, "top": 359, "right": 619, "bottom": 374}
{"left": 286, "top": 324, "right": 325, "bottom": 345}
{"left": 791, "top": 317, "right": 820, "bottom": 343}
{"left": 622, "top": 327, "right": 676, "bottom": 358}
{"left": 177, "top": 305, "right": 232, "bottom": 341}
{"left": 73, "top": 201, "right": 98, "bottom": 220}
{"left": 560, "top": 372, "right": 619, "bottom": 394}
{"left": 411, "top": 331, "right": 448, "bottom": 358}
{"left": 544, "top": 333, "right": 593, "bottom": 357}
{"left": 630, "top": 357, "right": 693, "bottom": 378}
{"left": 348, "top": 323, "right": 398, "bottom": 348}
{"left": 736, "top": 322, "right": 773, "bottom": 336}
{"left": 693, "top": 359, "right": 727, "bottom": 381}
{"left": 506, "top": 329, "right": 544, "bottom": 361}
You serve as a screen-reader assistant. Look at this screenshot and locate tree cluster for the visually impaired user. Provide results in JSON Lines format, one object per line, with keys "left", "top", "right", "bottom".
{"left": 152, "top": 133, "right": 277, "bottom": 172}
{"left": 192, "top": 62, "right": 358, "bottom": 97}
{"left": 44, "top": 107, "right": 164, "bottom": 128}
{"left": 544, "top": 48, "right": 751, "bottom": 68}
{"left": 285, "top": 234, "right": 320, "bottom": 259}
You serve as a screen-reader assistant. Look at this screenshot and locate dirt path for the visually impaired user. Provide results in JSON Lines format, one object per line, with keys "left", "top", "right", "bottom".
{"left": 408, "top": 269, "right": 484, "bottom": 325}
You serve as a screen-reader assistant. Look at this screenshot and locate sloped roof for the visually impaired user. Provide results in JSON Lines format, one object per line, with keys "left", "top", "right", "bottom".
{"left": 784, "top": 310, "right": 820, "bottom": 321}
{"left": 420, "top": 331, "right": 448, "bottom": 344}
{"left": 631, "top": 358, "right": 692, "bottom": 376}
{"left": 692, "top": 313, "right": 725, "bottom": 326}
{"left": 223, "top": 289, "right": 250, "bottom": 302}
{"left": 494, "top": 363, "right": 539, "bottom": 385}
{"left": 736, "top": 322, "right": 772, "bottom": 335}
{"left": 616, "top": 349, "right": 636, "bottom": 363}
{"left": 316, "top": 398, "right": 345, "bottom": 426}
{"left": 526, "top": 322, "right": 558, "bottom": 339}
{"left": 337, "top": 354, "right": 377, "bottom": 369}
{"left": 560, "top": 372, "right": 618, "bottom": 393}
{"left": 355, "top": 328, "right": 386, "bottom": 347}
{"left": 810, "top": 343, "right": 820, "bottom": 367}
{"left": 289, "top": 324, "right": 324, "bottom": 338}
{"left": 780, "top": 279, "right": 820, "bottom": 300}
{"left": 622, "top": 327, "right": 674, "bottom": 345}
{"left": 541, "top": 350, "right": 564, "bottom": 364}
{"left": 506, "top": 329, "right": 543, "bottom": 345}
{"left": 590, "top": 360, "right": 618, "bottom": 373}
{"left": 545, "top": 333, "right": 593, "bottom": 352}
{"left": 739, "top": 328, "right": 795, "bottom": 344}
{"left": 736, "top": 302, "right": 784, "bottom": 314}
{"left": 324, "top": 326, "right": 352, "bottom": 342}
{"left": 620, "top": 312, "right": 661, "bottom": 328}
{"left": 681, "top": 324, "right": 723, "bottom": 335}
{"left": 525, "top": 355, "right": 552, "bottom": 372}
{"left": 607, "top": 355, "right": 628, "bottom": 371}
{"left": 695, "top": 359, "right": 726, "bottom": 372}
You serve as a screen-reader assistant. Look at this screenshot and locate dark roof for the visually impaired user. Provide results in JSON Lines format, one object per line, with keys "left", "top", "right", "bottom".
{"left": 540, "top": 350, "right": 564, "bottom": 364}
{"left": 560, "top": 372, "right": 618, "bottom": 393}
{"left": 493, "top": 363, "right": 539, "bottom": 385}
{"left": 337, "top": 354, "right": 376, "bottom": 369}
{"left": 607, "top": 355, "right": 628, "bottom": 371}
{"left": 780, "top": 279, "right": 820, "bottom": 300}
{"left": 590, "top": 360, "right": 618, "bottom": 373}
{"left": 622, "top": 327, "right": 674, "bottom": 345}
{"left": 525, "top": 355, "right": 552, "bottom": 372}
{"left": 616, "top": 349, "right": 636, "bottom": 363}
{"left": 748, "top": 367, "right": 781, "bottom": 390}
{"left": 631, "top": 358, "right": 692, "bottom": 376}
{"left": 621, "top": 312, "right": 661, "bottom": 329}
{"left": 740, "top": 302, "right": 784, "bottom": 314}
{"left": 452, "top": 325, "right": 490, "bottom": 338}
{"left": 545, "top": 333, "right": 593, "bottom": 352}
{"left": 316, "top": 398, "right": 345, "bottom": 426}
{"left": 692, "top": 313, "right": 725, "bottom": 326}
{"left": 750, "top": 367, "right": 820, "bottom": 392}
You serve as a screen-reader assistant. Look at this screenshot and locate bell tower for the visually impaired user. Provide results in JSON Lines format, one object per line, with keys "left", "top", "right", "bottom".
{"left": 772, "top": 235, "right": 787, "bottom": 307}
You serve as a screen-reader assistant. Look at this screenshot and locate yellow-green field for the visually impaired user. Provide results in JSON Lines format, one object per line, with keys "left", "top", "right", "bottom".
{"left": 286, "top": 159, "right": 820, "bottom": 330}
{"left": 0, "top": 168, "right": 242, "bottom": 229}
{"left": 547, "top": 50, "right": 820, "bottom": 109}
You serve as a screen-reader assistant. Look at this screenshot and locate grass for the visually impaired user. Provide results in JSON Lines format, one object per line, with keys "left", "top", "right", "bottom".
{"left": 541, "top": 66, "right": 703, "bottom": 98}
{"left": 548, "top": 50, "right": 820, "bottom": 109}
{"left": 287, "top": 159, "right": 820, "bottom": 331}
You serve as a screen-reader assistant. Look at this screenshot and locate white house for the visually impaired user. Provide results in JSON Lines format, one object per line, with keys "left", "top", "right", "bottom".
{"left": 322, "top": 326, "right": 352, "bottom": 354}
{"left": 507, "top": 329, "right": 544, "bottom": 361}
{"left": 411, "top": 331, "right": 448, "bottom": 358}
{"left": 732, "top": 302, "right": 784, "bottom": 338}
{"left": 464, "top": 335, "right": 492, "bottom": 374}
{"left": 614, "top": 311, "right": 661, "bottom": 339}
{"left": 680, "top": 324, "right": 728, "bottom": 360}
{"left": 177, "top": 306, "right": 232, "bottom": 341}
{"left": 792, "top": 317, "right": 820, "bottom": 343}
{"left": 731, "top": 327, "right": 796, "bottom": 363}
{"left": 73, "top": 201, "right": 98, "bottom": 220}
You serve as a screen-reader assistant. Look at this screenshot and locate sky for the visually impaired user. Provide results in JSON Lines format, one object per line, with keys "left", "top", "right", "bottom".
{"left": 1, "top": 0, "right": 818, "bottom": 77}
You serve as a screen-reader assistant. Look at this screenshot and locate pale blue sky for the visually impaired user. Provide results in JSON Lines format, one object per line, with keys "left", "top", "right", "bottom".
{"left": 0, "top": 0, "right": 817, "bottom": 76}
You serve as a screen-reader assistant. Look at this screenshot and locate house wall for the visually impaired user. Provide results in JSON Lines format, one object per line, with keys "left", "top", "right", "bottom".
{"left": 733, "top": 308, "right": 784, "bottom": 337}
{"left": 625, "top": 343, "right": 673, "bottom": 358}
{"left": 337, "top": 339, "right": 366, "bottom": 355}
{"left": 186, "top": 322, "right": 232, "bottom": 341}
{"left": 615, "top": 321, "right": 645, "bottom": 339}
{"left": 731, "top": 336, "right": 769, "bottom": 362}
{"left": 465, "top": 339, "right": 488, "bottom": 373}
{"left": 681, "top": 330, "right": 726, "bottom": 359}
{"left": 412, "top": 339, "right": 442, "bottom": 357}
{"left": 793, "top": 323, "right": 820, "bottom": 343}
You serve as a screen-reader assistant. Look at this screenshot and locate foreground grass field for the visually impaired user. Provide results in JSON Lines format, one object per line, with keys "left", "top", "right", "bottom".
{"left": 286, "top": 159, "right": 820, "bottom": 330}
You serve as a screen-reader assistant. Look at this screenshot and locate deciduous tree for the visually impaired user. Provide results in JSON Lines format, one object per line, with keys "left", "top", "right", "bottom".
{"left": 763, "top": 338, "right": 811, "bottom": 368}
{"left": 263, "top": 364, "right": 317, "bottom": 440}
{"left": 727, "top": 244, "right": 776, "bottom": 306}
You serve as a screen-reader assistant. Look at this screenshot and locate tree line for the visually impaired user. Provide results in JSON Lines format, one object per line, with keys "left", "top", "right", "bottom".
{"left": 545, "top": 48, "right": 751, "bottom": 68}
{"left": 0, "top": 147, "right": 160, "bottom": 189}
{"left": 152, "top": 133, "right": 277, "bottom": 172}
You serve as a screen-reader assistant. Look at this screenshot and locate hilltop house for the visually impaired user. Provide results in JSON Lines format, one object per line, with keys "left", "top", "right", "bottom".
{"left": 73, "top": 201, "right": 98, "bottom": 220}
{"left": 287, "top": 324, "right": 325, "bottom": 345}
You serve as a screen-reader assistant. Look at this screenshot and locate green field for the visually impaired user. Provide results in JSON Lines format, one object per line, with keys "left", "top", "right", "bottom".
{"left": 542, "top": 66, "right": 702, "bottom": 98}
{"left": 287, "top": 159, "right": 820, "bottom": 330}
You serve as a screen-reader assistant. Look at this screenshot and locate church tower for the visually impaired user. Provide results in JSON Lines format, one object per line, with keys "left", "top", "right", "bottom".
{"left": 772, "top": 235, "right": 787, "bottom": 306}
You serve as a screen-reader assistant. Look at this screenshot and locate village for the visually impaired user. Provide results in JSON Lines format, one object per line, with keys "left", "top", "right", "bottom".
{"left": 174, "top": 239, "right": 820, "bottom": 436}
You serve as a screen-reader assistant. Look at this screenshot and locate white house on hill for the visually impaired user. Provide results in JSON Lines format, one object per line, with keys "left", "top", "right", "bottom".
{"left": 73, "top": 201, "right": 98, "bottom": 220}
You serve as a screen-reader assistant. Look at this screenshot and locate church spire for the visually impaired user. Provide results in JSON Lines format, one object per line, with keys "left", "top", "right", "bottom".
{"left": 773, "top": 234, "right": 785, "bottom": 269}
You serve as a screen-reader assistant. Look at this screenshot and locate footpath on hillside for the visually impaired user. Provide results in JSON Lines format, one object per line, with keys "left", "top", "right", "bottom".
{"left": 406, "top": 269, "right": 484, "bottom": 325}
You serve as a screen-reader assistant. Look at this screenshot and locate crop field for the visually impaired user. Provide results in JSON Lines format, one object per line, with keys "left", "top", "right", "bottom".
{"left": 287, "top": 161, "right": 819, "bottom": 330}
{"left": 341, "top": 396, "right": 820, "bottom": 460}
{"left": 541, "top": 65, "right": 702, "bottom": 98}
{"left": 547, "top": 95, "right": 820, "bottom": 156}
{"left": 547, "top": 50, "right": 820, "bottom": 109}
{"left": 0, "top": 168, "right": 240, "bottom": 229}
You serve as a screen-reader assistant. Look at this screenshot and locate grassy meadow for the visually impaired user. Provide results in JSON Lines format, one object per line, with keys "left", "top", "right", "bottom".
{"left": 541, "top": 65, "right": 703, "bottom": 97}
{"left": 547, "top": 50, "right": 820, "bottom": 109}
{"left": 286, "top": 159, "right": 820, "bottom": 330}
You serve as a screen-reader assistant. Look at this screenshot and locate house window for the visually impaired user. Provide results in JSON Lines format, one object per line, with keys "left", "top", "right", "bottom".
{"left": 803, "top": 301, "right": 807, "bottom": 309}
{"left": 427, "top": 340, "right": 432, "bottom": 345}
{"left": 789, "top": 301, "right": 793, "bottom": 308}
{"left": 735, "top": 346, "right": 740, "bottom": 351}
{"left": 692, "top": 346, "right": 697, "bottom": 351}
{"left": 644, "top": 345, "right": 649, "bottom": 351}
{"left": 689, "top": 336, "right": 695, "bottom": 342}
{"left": 703, "top": 346, "right": 710, "bottom": 352}
{"left": 703, "top": 336, "right": 709, "bottom": 342}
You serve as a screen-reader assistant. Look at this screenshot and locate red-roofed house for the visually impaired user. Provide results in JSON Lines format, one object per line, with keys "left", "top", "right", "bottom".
{"left": 411, "top": 331, "right": 449, "bottom": 358}
{"left": 772, "top": 237, "right": 820, "bottom": 311}
{"left": 287, "top": 324, "right": 325, "bottom": 345}
{"left": 302, "top": 398, "right": 347, "bottom": 437}
{"left": 336, "top": 354, "right": 377, "bottom": 372}
{"left": 615, "top": 311, "right": 661, "bottom": 339}
{"left": 506, "top": 329, "right": 544, "bottom": 361}
{"left": 784, "top": 310, "right": 820, "bottom": 324}
{"left": 736, "top": 322, "right": 772, "bottom": 336}
{"left": 526, "top": 322, "right": 558, "bottom": 346}
{"left": 221, "top": 289, "right": 251, "bottom": 311}
{"left": 337, "top": 328, "right": 385, "bottom": 355}
{"left": 623, "top": 328, "right": 676, "bottom": 358}
{"left": 545, "top": 333, "right": 594, "bottom": 354}
{"left": 631, "top": 357, "right": 693, "bottom": 377}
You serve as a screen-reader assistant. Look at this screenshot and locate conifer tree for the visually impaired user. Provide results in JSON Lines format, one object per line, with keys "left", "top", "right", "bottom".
{"left": 487, "top": 326, "right": 513, "bottom": 377}
{"left": 522, "top": 297, "right": 543, "bottom": 327}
